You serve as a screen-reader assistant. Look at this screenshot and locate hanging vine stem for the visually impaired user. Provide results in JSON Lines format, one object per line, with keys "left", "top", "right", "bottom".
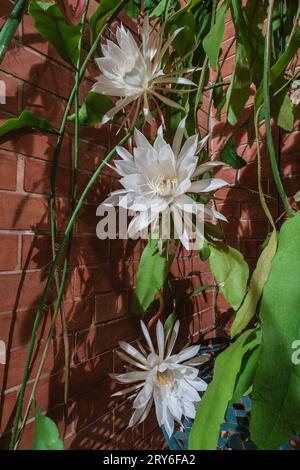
{"left": 10, "top": 130, "right": 132, "bottom": 450}
{"left": 9, "top": 2, "right": 129, "bottom": 449}
{"left": 49, "top": 0, "right": 90, "bottom": 437}
{"left": 0, "top": 0, "right": 28, "bottom": 64}
{"left": 264, "top": 0, "right": 294, "bottom": 218}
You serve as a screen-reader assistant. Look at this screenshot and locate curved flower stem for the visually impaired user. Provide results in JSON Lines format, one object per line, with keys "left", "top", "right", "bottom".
{"left": 10, "top": 130, "right": 132, "bottom": 450}
{"left": 264, "top": 0, "right": 294, "bottom": 218}
{"left": 0, "top": 0, "right": 28, "bottom": 64}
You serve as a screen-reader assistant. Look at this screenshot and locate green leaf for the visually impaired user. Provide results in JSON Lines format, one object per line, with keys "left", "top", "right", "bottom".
{"left": 230, "top": 340, "right": 261, "bottom": 404}
{"left": 203, "top": 1, "right": 228, "bottom": 71}
{"left": 255, "top": 26, "right": 300, "bottom": 112}
{"left": 32, "top": 405, "right": 64, "bottom": 450}
{"left": 150, "top": 0, "right": 167, "bottom": 17}
{"left": 68, "top": 91, "right": 113, "bottom": 126}
{"left": 250, "top": 211, "right": 300, "bottom": 449}
{"left": 125, "top": 0, "right": 140, "bottom": 18}
{"left": 132, "top": 239, "right": 174, "bottom": 315}
{"left": 199, "top": 241, "right": 211, "bottom": 261}
{"left": 188, "top": 328, "right": 260, "bottom": 450}
{"left": 29, "top": 0, "right": 82, "bottom": 68}
{"left": 164, "top": 312, "right": 176, "bottom": 336}
{"left": 190, "top": 284, "right": 213, "bottom": 298}
{"left": 271, "top": 87, "right": 294, "bottom": 132}
{"left": 231, "top": 230, "right": 277, "bottom": 337}
{"left": 209, "top": 244, "right": 249, "bottom": 310}
{"left": 90, "top": 0, "right": 122, "bottom": 43}
{"left": 167, "top": 0, "right": 203, "bottom": 24}
{"left": 226, "top": 42, "right": 251, "bottom": 126}
{"left": 294, "top": 190, "right": 300, "bottom": 202}
{"left": 0, "top": 111, "right": 57, "bottom": 139}
{"left": 220, "top": 139, "right": 247, "bottom": 169}
{"left": 171, "top": 12, "right": 196, "bottom": 56}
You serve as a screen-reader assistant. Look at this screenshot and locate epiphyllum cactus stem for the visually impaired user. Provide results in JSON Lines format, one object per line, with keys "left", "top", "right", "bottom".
{"left": 55, "top": 0, "right": 86, "bottom": 24}
{"left": 0, "top": 0, "right": 28, "bottom": 64}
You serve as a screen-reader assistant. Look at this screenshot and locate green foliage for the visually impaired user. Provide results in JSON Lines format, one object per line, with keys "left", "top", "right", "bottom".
{"left": 226, "top": 42, "right": 251, "bottom": 126}
{"left": 90, "top": 0, "right": 122, "bottom": 43}
{"left": 132, "top": 239, "right": 175, "bottom": 315}
{"left": 203, "top": 1, "right": 228, "bottom": 71}
{"left": 209, "top": 244, "right": 249, "bottom": 310}
{"left": 68, "top": 92, "right": 113, "bottom": 126}
{"left": 0, "top": 111, "right": 57, "bottom": 138}
{"left": 164, "top": 311, "right": 176, "bottom": 336}
{"left": 29, "top": 1, "right": 82, "bottom": 68}
{"left": 250, "top": 212, "right": 300, "bottom": 449}
{"left": 172, "top": 12, "right": 196, "bottom": 56}
{"left": 32, "top": 405, "right": 64, "bottom": 450}
{"left": 231, "top": 230, "right": 277, "bottom": 337}
{"left": 125, "top": 0, "right": 140, "bottom": 18}
{"left": 220, "top": 138, "right": 247, "bottom": 169}
{"left": 188, "top": 328, "right": 261, "bottom": 450}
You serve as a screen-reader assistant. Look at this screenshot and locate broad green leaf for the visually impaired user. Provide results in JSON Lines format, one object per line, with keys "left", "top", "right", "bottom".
{"left": 90, "top": 0, "right": 122, "bottom": 43}
{"left": 0, "top": 111, "right": 57, "bottom": 138}
{"left": 132, "top": 239, "right": 174, "bottom": 315}
{"left": 220, "top": 139, "right": 247, "bottom": 169}
{"left": 271, "top": 87, "right": 294, "bottom": 132}
{"left": 231, "top": 230, "right": 277, "bottom": 337}
{"left": 250, "top": 211, "right": 300, "bottom": 450}
{"left": 68, "top": 92, "right": 113, "bottom": 126}
{"left": 230, "top": 340, "right": 261, "bottom": 404}
{"left": 203, "top": 1, "right": 228, "bottom": 71}
{"left": 167, "top": 0, "right": 203, "bottom": 24}
{"left": 212, "top": 77, "right": 226, "bottom": 121}
{"left": 29, "top": 0, "right": 82, "bottom": 68}
{"left": 150, "top": 0, "right": 167, "bottom": 17}
{"left": 199, "top": 241, "right": 211, "bottom": 261}
{"left": 209, "top": 244, "right": 249, "bottom": 310}
{"left": 188, "top": 328, "right": 260, "bottom": 450}
{"left": 32, "top": 405, "right": 64, "bottom": 450}
{"left": 125, "top": 0, "right": 140, "bottom": 18}
{"left": 172, "top": 12, "right": 196, "bottom": 56}
{"left": 226, "top": 42, "right": 251, "bottom": 126}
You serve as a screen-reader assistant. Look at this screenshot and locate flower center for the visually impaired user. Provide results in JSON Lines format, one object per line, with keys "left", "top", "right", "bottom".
{"left": 149, "top": 177, "right": 178, "bottom": 197}
{"left": 156, "top": 370, "right": 173, "bottom": 387}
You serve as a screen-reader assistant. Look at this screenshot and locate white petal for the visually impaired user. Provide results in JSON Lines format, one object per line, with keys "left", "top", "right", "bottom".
{"left": 189, "top": 178, "right": 228, "bottom": 193}
{"left": 193, "top": 161, "right": 225, "bottom": 178}
{"left": 116, "top": 146, "right": 134, "bottom": 161}
{"left": 110, "top": 370, "right": 149, "bottom": 384}
{"left": 156, "top": 320, "right": 165, "bottom": 360}
{"left": 172, "top": 116, "right": 187, "bottom": 157}
{"left": 119, "top": 340, "right": 149, "bottom": 366}
{"left": 165, "top": 320, "right": 180, "bottom": 358}
{"left": 140, "top": 320, "right": 155, "bottom": 354}
{"left": 168, "top": 344, "right": 200, "bottom": 364}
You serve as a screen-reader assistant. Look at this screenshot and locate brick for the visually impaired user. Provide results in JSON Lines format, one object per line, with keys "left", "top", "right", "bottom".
{"left": 65, "top": 412, "right": 113, "bottom": 450}
{"left": 74, "top": 317, "right": 140, "bottom": 363}
{"left": 0, "top": 151, "right": 17, "bottom": 190}
{"left": 0, "top": 234, "right": 18, "bottom": 271}
{"left": 1, "top": 42, "right": 73, "bottom": 99}
{"left": 24, "top": 158, "right": 71, "bottom": 197}
{"left": 95, "top": 291, "right": 127, "bottom": 323}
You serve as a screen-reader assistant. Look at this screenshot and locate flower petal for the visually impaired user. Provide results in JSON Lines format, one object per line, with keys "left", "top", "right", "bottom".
{"left": 189, "top": 178, "right": 228, "bottom": 193}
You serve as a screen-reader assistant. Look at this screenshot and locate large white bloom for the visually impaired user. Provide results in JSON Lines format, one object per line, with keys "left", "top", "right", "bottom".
{"left": 102, "top": 117, "right": 228, "bottom": 249}
{"left": 92, "top": 19, "right": 196, "bottom": 125}
{"left": 110, "top": 320, "right": 210, "bottom": 437}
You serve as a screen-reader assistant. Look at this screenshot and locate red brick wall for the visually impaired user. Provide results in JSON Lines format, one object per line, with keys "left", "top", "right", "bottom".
{"left": 0, "top": 1, "right": 299, "bottom": 451}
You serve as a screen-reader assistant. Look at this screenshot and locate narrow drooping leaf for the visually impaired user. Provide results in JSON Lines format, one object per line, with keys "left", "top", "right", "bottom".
{"left": 68, "top": 92, "right": 113, "bottom": 126}
{"left": 29, "top": 0, "right": 82, "bottom": 67}
{"left": 164, "top": 312, "right": 176, "bottom": 336}
{"left": 221, "top": 139, "right": 247, "bottom": 169}
{"left": 167, "top": 0, "right": 203, "bottom": 24}
{"left": 132, "top": 239, "right": 174, "bottom": 315}
{"left": 203, "top": 1, "right": 228, "bottom": 71}
{"left": 89, "top": 0, "right": 122, "bottom": 43}
{"left": 172, "top": 12, "right": 196, "bottom": 56}
{"left": 271, "top": 86, "right": 294, "bottom": 132}
{"left": 32, "top": 405, "right": 64, "bottom": 450}
{"left": 226, "top": 42, "right": 251, "bottom": 126}
{"left": 0, "top": 111, "right": 57, "bottom": 138}
{"left": 188, "top": 329, "right": 260, "bottom": 450}
{"left": 150, "top": 0, "right": 168, "bottom": 17}
{"left": 231, "top": 230, "right": 277, "bottom": 337}
{"left": 250, "top": 211, "right": 300, "bottom": 450}
{"left": 209, "top": 244, "right": 249, "bottom": 310}
{"left": 230, "top": 341, "right": 261, "bottom": 404}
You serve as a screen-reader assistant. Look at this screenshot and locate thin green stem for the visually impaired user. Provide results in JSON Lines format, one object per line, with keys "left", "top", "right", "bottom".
{"left": 0, "top": 0, "right": 28, "bottom": 64}
{"left": 9, "top": 131, "right": 131, "bottom": 450}
{"left": 264, "top": 0, "right": 293, "bottom": 218}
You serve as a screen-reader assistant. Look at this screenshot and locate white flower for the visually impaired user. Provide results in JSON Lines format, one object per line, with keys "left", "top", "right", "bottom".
{"left": 102, "top": 117, "right": 228, "bottom": 249}
{"left": 92, "top": 18, "right": 196, "bottom": 125}
{"left": 291, "top": 80, "right": 300, "bottom": 105}
{"left": 110, "top": 320, "right": 210, "bottom": 437}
